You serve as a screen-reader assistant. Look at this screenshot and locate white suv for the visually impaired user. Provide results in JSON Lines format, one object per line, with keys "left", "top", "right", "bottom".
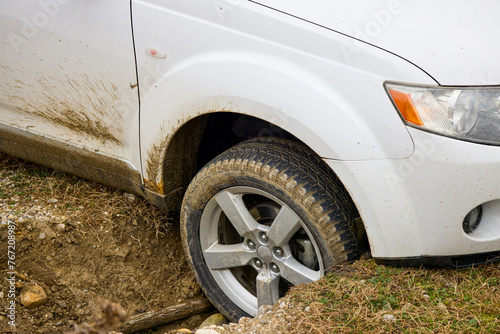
{"left": 1, "top": 0, "right": 499, "bottom": 321}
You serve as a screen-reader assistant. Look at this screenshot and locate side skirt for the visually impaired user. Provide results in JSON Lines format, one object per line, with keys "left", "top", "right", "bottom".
{"left": 0, "top": 123, "right": 168, "bottom": 210}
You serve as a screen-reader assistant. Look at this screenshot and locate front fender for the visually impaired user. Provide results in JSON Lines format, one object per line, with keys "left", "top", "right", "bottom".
{"left": 133, "top": 0, "right": 436, "bottom": 185}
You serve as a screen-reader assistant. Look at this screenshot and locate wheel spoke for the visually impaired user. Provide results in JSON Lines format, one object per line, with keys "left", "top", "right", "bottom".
{"left": 266, "top": 205, "right": 302, "bottom": 247}
{"left": 256, "top": 267, "right": 280, "bottom": 309}
{"left": 280, "top": 257, "right": 321, "bottom": 286}
{"left": 215, "top": 191, "right": 260, "bottom": 238}
{"left": 204, "top": 243, "right": 255, "bottom": 270}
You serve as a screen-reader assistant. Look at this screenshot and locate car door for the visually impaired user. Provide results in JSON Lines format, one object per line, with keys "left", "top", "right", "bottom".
{"left": 0, "top": 0, "right": 141, "bottom": 171}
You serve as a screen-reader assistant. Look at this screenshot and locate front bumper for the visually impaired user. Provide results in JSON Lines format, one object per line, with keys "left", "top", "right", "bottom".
{"left": 327, "top": 128, "right": 500, "bottom": 259}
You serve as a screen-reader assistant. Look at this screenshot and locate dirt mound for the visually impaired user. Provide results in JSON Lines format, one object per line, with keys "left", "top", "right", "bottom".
{"left": 0, "top": 154, "right": 201, "bottom": 333}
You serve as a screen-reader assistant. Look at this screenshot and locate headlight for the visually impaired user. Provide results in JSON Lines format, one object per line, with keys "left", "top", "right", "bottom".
{"left": 385, "top": 83, "right": 500, "bottom": 145}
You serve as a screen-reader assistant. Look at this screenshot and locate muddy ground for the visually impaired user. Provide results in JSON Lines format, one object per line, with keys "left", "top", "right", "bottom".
{"left": 0, "top": 154, "right": 209, "bottom": 333}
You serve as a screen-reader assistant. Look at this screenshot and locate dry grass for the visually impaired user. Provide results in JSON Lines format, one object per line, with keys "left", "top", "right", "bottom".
{"left": 287, "top": 260, "right": 500, "bottom": 333}
{"left": 0, "top": 153, "right": 171, "bottom": 235}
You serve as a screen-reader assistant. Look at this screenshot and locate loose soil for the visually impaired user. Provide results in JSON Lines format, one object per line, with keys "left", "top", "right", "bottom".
{"left": 0, "top": 154, "right": 205, "bottom": 333}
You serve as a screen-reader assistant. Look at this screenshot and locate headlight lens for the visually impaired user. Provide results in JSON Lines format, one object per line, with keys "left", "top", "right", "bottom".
{"left": 385, "top": 83, "right": 500, "bottom": 145}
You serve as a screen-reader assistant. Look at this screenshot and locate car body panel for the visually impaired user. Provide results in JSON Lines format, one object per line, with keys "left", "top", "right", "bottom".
{"left": 328, "top": 128, "right": 500, "bottom": 258}
{"left": 132, "top": 0, "right": 435, "bottom": 189}
{"left": 252, "top": 0, "right": 500, "bottom": 86}
{"left": 0, "top": 0, "right": 142, "bottom": 171}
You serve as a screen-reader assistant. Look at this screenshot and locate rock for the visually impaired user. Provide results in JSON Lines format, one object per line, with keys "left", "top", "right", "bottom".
{"left": 20, "top": 285, "right": 48, "bottom": 309}
{"left": 382, "top": 314, "right": 396, "bottom": 322}
{"left": 199, "top": 313, "right": 228, "bottom": 328}
{"left": 48, "top": 198, "right": 58, "bottom": 203}
{"left": 39, "top": 232, "right": 46, "bottom": 240}
{"left": 422, "top": 294, "right": 431, "bottom": 302}
{"left": 194, "top": 329, "right": 219, "bottom": 334}
{"left": 55, "top": 223, "right": 66, "bottom": 232}
{"left": 57, "top": 300, "right": 67, "bottom": 308}
{"left": 123, "top": 192, "right": 136, "bottom": 202}
{"left": 258, "top": 304, "right": 272, "bottom": 315}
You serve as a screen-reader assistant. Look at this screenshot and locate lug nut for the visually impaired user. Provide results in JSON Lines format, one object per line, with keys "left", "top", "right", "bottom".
{"left": 248, "top": 240, "right": 256, "bottom": 249}
{"left": 274, "top": 247, "right": 284, "bottom": 257}
{"left": 254, "top": 259, "right": 263, "bottom": 269}
{"left": 260, "top": 233, "right": 268, "bottom": 243}
{"left": 270, "top": 263, "right": 280, "bottom": 273}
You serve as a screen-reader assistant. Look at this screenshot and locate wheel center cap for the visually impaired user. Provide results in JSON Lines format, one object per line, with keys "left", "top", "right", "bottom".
{"left": 257, "top": 246, "right": 272, "bottom": 262}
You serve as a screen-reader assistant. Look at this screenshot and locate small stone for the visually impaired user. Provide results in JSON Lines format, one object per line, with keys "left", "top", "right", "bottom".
{"left": 48, "top": 198, "right": 58, "bottom": 203}
{"left": 383, "top": 314, "right": 396, "bottom": 322}
{"left": 422, "top": 294, "right": 431, "bottom": 302}
{"left": 239, "top": 317, "right": 251, "bottom": 324}
{"left": 57, "top": 301, "right": 67, "bottom": 308}
{"left": 20, "top": 285, "right": 48, "bottom": 309}
{"left": 39, "top": 232, "right": 46, "bottom": 240}
{"left": 304, "top": 306, "right": 311, "bottom": 312}
{"left": 258, "top": 304, "right": 273, "bottom": 315}
{"left": 199, "top": 313, "right": 228, "bottom": 328}
{"left": 279, "top": 301, "right": 287, "bottom": 309}
{"left": 174, "top": 330, "right": 193, "bottom": 334}
{"left": 55, "top": 224, "right": 66, "bottom": 232}
{"left": 123, "top": 192, "right": 136, "bottom": 202}
{"left": 194, "top": 329, "right": 219, "bottom": 334}
{"left": 0, "top": 292, "right": 3, "bottom": 298}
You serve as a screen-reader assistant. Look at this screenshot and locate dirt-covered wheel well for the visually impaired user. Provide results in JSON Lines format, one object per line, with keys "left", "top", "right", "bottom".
{"left": 161, "top": 112, "right": 296, "bottom": 211}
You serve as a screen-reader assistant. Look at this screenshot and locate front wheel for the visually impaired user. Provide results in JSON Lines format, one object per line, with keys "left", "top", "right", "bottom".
{"left": 181, "top": 138, "right": 360, "bottom": 321}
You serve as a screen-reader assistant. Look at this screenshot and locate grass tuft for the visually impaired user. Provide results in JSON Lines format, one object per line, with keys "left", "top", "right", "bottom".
{"left": 287, "top": 260, "right": 500, "bottom": 333}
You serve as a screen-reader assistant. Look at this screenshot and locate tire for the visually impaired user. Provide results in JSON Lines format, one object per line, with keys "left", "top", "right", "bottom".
{"left": 181, "top": 138, "right": 360, "bottom": 321}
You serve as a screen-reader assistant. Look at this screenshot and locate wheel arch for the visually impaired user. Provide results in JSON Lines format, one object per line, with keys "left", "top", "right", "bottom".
{"left": 156, "top": 111, "right": 365, "bottom": 251}
{"left": 158, "top": 111, "right": 301, "bottom": 211}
